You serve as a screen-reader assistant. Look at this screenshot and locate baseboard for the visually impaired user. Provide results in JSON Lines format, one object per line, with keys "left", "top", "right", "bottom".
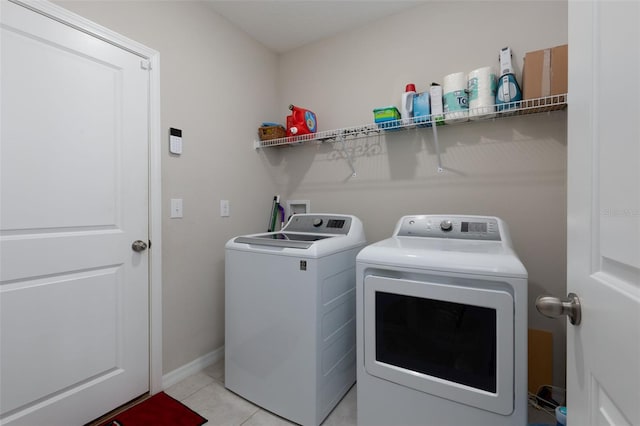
{"left": 162, "top": 345, "right": 224, "bottom": 390}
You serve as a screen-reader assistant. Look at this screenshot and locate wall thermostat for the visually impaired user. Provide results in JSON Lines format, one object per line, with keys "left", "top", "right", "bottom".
{"left": 169, "top": 127, "right": 182, "bottom": 155}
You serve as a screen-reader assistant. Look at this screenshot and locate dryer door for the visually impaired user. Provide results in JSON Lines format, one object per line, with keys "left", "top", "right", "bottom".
{"left": 363, "top": 275, "right": 514, "bottom": 415}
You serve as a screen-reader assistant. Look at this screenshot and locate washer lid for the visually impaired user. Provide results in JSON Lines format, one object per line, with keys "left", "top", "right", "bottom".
{"left": 234, "top": 233, "right": 333, "bottom": 249}
{"left": 226, "top": 214, "right": 367, "bottom": 257}
{"left": 357, "top": 236, "right": 527, "bottom": 279}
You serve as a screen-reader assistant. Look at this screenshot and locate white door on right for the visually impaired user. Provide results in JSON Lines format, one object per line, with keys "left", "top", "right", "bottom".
{"left": 567, "top": 1, "right": 640, "bottom": 425}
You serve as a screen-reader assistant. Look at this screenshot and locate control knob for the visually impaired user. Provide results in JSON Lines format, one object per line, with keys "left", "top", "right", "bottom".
{"left": 313, "top": 218, "right": 323, "bottom": 227}
{"left": 440, "top": 220, "right": 453, "bottom": 232}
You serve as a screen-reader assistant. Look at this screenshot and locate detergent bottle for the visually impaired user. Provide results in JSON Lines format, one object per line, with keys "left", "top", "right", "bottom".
{"left": 401, "top": 84, "right": 416, "bottom": 125}
{"left": 286, "top": 105, "right": 317, "bottom": 137}
{"left": 495, "top": 47, "right": 522, "bottom": 111}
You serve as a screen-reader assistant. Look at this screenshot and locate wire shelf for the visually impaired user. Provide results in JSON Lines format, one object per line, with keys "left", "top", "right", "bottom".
{"left": 254, "top": 94, "right": 567, "bottom": 149}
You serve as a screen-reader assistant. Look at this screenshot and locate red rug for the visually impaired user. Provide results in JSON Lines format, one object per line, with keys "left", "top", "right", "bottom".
{"left": 99, "top": 392, "right": 207, "bottom": 426}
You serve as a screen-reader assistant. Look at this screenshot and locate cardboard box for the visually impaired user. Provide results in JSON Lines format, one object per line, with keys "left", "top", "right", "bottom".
{"left": 523, "top": 44, "right": 568, "bottom": 99}
{"left": 373, "top": 106, "right": 401, "bottom": 130}
{"left": 528, "top": 328, "right": 553, "bottom": 395}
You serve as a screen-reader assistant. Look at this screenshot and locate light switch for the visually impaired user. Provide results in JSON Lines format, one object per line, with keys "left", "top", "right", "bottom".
{"left": 170, "top": 198, "right": 183, "bottom": 218}
{"left": 220, "top": 200, "right": 230, "bottom": 217}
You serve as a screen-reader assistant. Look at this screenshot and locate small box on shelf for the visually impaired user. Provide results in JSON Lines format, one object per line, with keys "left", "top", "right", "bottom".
{"left": 373, "top": 106, "right": 401, "bottom": 130}
{"left": 523, "top": 44, "right": 568, "bottom": 100}
{"left": 258, "top": 125, "right": 287, "bottom": 141}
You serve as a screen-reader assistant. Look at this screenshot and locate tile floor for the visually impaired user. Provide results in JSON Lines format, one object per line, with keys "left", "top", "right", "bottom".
{"left": 164, "top": 358, "right": 356, "bottom": 426}
{"left": 164, "top": 358, "right": 557, "bottom": 426}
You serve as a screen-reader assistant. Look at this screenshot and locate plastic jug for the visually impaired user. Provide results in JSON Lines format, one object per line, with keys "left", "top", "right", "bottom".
{"left": 555, "top": 406, "right": 567, "bottom": 426}
{"left": 495, "top": 47, "right": 522, "bottom": 111}
{"left": 286, "top": 105, "right": 317, "bottom": 137}
{"left": 401, "top": 83, "right": 416, "bottom": 125}
{"left": 496, "top": 73, "right": 522, "bottom": 110}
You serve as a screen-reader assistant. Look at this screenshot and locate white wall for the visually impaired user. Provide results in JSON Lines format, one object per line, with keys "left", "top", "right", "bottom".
{"left": 273, "top": 1, "right": 569, "bottom": 386}
{"left": 56, "top": 1, "right": 280, "bottom": 374}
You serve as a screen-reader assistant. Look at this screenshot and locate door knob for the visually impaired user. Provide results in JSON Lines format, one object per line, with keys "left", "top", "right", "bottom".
{"left": 131, "top": 240, "right": 148, "bottom": 252}
{"left": 535, "top": 293, "right": 581, "bottom": 325}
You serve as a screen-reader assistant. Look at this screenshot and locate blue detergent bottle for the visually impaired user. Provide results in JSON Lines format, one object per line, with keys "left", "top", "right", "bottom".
{"left": 495, "top": 47, "right": 522, "bottom": 111}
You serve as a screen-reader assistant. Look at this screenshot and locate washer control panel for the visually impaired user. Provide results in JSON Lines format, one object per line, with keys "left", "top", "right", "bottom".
{"left": 285, "top": 214, "right": 352, "bottom": 235}
{"left": 396, "top": 215, "right": 501, "bottom": 241}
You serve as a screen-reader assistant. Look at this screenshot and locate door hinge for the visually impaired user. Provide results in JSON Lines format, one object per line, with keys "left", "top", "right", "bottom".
{"left": 140, "top": 60, "right": 151, "bottom": 70}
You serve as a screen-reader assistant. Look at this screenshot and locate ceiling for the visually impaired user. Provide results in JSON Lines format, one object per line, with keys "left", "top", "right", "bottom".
{"left": 204, "top": 1, "right": 424, "bottom": 54}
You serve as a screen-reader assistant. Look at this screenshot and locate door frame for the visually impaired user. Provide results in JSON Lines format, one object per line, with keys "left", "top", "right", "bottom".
{"left": 10, "top": 0, "right": 164, "bottom": 395}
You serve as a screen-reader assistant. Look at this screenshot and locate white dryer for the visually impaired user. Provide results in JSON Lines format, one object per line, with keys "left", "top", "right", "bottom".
{"left": 356, "top": 215, "right": 527, "bottom": 426}
{"left": 225, "top": 214, "right": 366, "bottom": 426}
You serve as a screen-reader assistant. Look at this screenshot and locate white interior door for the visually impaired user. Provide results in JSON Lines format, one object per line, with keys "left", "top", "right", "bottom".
{"left": 567, "top": 1, "right": 640, "bottom": 424}
{"left": 0, "top": 1, "right": 150, "bottom": 425}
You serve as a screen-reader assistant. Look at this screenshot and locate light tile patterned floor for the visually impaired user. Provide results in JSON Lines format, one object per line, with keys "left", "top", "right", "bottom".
{"left": 165, "top": 358, "right": 556, "bottom": 426}
{"left": 164, "top": 359, "right": 356, "bottom": 426}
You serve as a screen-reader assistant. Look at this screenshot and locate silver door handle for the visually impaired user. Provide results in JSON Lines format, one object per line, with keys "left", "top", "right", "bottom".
{"left": 131, "top": 240, "right": 148, "bottom": 252}
{"left": 535, "top": 293, "right": 581, "bottom": 325}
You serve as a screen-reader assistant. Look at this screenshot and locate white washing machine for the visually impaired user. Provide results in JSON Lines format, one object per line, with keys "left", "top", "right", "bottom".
{"left": 356, "top": 215, "right": 528, "bottom": 426}
{"left": 225, "top": 214, "right": 366, "bottom": 426}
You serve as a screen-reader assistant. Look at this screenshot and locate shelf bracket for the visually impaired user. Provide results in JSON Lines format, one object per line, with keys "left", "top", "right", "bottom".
{"left": 431, "top": 124, "right": 444, "bottom": 173}
{"left": 336, "top": 133, "right": 357, "bottom": 177}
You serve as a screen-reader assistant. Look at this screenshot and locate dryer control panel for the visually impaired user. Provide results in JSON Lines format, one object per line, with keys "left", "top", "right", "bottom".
{"left": 395, "top": 215, "right": 502, "bottom": 241}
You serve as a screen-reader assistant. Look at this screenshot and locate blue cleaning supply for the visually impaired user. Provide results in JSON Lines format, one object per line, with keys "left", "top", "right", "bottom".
{"left": 495, "top": 47, "right": 522, "bottom": 111}
{"left": 413, "top": 91, "right": 431, "bottom": 127}
{"left": 555, "top": 406, "right": 566, "bottom": 426}
{"left": 496, "top": 74, "right": 522, "bottom": 110}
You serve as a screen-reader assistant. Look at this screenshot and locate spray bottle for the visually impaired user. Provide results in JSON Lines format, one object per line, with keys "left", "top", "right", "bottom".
{"left": 401, "top": 84, "right": 416, "bottom": 125}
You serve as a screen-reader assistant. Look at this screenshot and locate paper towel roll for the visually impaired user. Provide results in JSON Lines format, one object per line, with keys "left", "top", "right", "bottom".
{"left": 468, "top": 66, "right": 497, "bottom": 120}
{"left": 443, "top": 72, "right": 469, "bottom": 123}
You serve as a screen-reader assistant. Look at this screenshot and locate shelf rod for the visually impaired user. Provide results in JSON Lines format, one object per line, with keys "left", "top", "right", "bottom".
{"left": 336, "top": 133, "right": 357, "bottom": 177}
{"left": 431, "top": 124, "right": 444, "bottom": 173}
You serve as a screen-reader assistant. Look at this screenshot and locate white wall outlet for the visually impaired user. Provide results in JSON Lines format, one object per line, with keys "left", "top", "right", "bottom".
{"left": 220, "top": 199, "right": 230, "bottom": 217}
{"left": 170, "top": 198, "right": 183, "bottom": 218}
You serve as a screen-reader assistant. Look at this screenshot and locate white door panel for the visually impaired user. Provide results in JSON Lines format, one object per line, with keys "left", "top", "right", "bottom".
{"left": 1, "top": 268, "right": 121, "bottom": 413}
{"left": 1, "top": 1, "right": 150, "bottom": 424}
{"left": 567, "top": 1, "right": 640, "bottom": 425}
{"left": 591, "top": 377, "right": 632, "bottom": 426}
{"left": 595, "top": 1, "right": 640, "bottom": 270}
